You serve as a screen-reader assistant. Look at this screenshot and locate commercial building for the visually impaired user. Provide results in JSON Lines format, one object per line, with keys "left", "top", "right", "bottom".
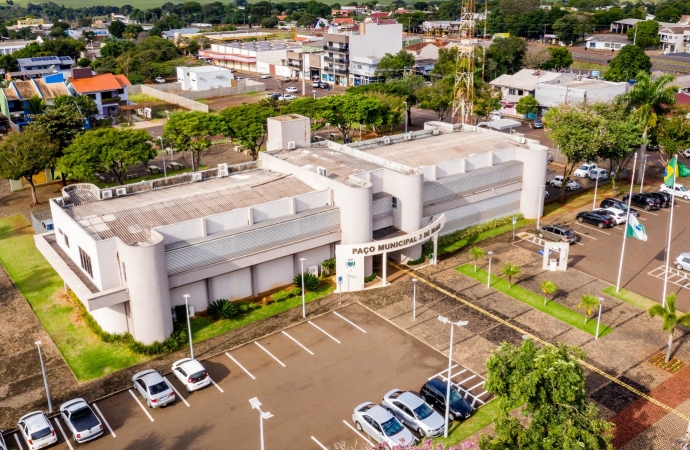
{"left": 535, "top": 78, "right": 628, "bottom": 107}
{"left": 490, "top": 69, "right": 576, "bottom": 116}
{"left": 585, "top": 34, "right": 630, "bottom": 51}
{"left": 200, "top": 41, "right": 300, "bottom": 74}
{"left": 176, "top": 66, "right": 235, "bottom": 91}
{"left": 0, "top": 40, "right": 30, "bottom": 55}
{"left": 161, "top": 28, "right": 200, "bottom": 39}
{"left": 67, "top": 68, "right": 130, "bottom": 119}
{"left": 66, "top": 28, "right": 110, "bottom": 39}
{"left": 36, "top": 115, "right": 547, "bottom": 345}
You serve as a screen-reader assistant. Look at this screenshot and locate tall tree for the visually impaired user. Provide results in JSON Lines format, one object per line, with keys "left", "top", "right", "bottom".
{"left": 541, "top": 47, "right": 573, "bottom": 71}
{"left": 59, "top": 129, "right": 156, "bottom": 185}
{"left": 480, "top": 340, "right": 614, "bottom": 450}
{"left": 108, "top": 20, "right": 126, "bottom": 39}
{"left": 522, "top": 46, "right": 551, "bottom": 69}
{"left": 164, "top": 111, "right": 226, "bottom": 169}
{"left": 657, "top": 109, "right": 690, "bottom": 165}
{"left": 604, "top": 46, "right": 652, "bottom": 82}
{"left": 0, "top": 126, "right": 58, "bottom": 206}
{"left": 500, "top": 263, "right": 520, "bottom": 288}
{"left": 375, "top": 50, "right": 415, "bottom": 81}
{"left": 347, "top": 75, "right": 424, "bottom": 126}
{"left": 54, "top": 95, "right": 98, "bottom": 125}
{"left": 577, "top": 294, "right": 600, "bottom": 324}
{"left": 553, "top": 13, "right": 594, "bottom": 44}
{"left": 485, "top": 36, "right": 527, "bottom": 77}
{"left": 627, "top": 20, "right": 659, "bottom": 49}
{"left": 365, "top": 92, "right": 404, "bottom": 136}
{"left": 515, "top": 95, "right": 539, "bottom": 116}
{"left": 221, "top": 103, "right": 275, "bottom": 160}
{"left": 418, "top": 80, "right": 453, "bottom": 121}
{"left": 648, "top": 293, "right": 690, "bottom": 363}
{"left": 317, "top": 94, "right": 383, "bottom": 141}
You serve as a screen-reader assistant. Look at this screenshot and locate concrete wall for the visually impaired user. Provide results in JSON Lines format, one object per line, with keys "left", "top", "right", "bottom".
{"left": 535, "top": 81, "right": 627, "bottom": 107}
{"left": 514, "top": 146, "right": 548, "bottom": 219}
{"left": 208, "top": 268, "right": 252, "bottom": 302}
{"left": 253, "top": 256, "right": 293, "bottom": 293}
{"left": 266, "top": 115, "right": 310, "bottom": 151}
{"left": 349, "top": 23, "right": 402, "bottom": 59}
{"left": 169, "top": 280, "right": 208, "bottom": 312}
{"left": 135, "top": 84, "right": 209, "bottom": 112}
{"left": 91, "top": 303, "right": 128, "bottom": 335}
{"left": 177, "top": 79, "right": 264, "bottom": 100}
{"left": 294, "top": 245, "right": 331, "bottom": 275}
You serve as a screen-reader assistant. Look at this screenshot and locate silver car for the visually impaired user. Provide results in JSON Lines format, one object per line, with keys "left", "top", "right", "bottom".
{"left": 352, "top": 402, "right": 417, "bottom": 448}
{"left": 382, "top": 389, "right": 445, "bottom": 438}
{"left": 132, "top": 369, "right": 176, "bottom": 408}
{"left": 17, "top": 412, "right": 57, "bottom": 450}
{"left": 60, "top": 398, "right": 103, "bottom": 443}
{"left": 674, "top": 252, "right": 690, "bottom": 271}
{"left": 0, "top": 431, "right": 7, "bottom": 450}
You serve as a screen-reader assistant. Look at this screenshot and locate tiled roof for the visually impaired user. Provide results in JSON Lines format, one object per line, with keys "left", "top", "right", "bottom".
{"left": 13, "top": 80, "right": 39, "bottom": 99}
{"left": 34, "top": 79, "right": 70, "bottom": 99}
{"left": 334, "top": 18, "right": 355, "bottom": 24}
{"left": 404, "top": 42, "right": 436, "bottom": 51}
{"left": 70, "top": 73, "right": 130, "bottom": 94}
{"left": 2, "top": 86, "right": 18, "bottom": 101}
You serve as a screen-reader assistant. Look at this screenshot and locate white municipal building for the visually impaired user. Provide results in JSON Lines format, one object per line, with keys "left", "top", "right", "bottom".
{"left": 35, "top": 115, "right": 548, "bottom": 344}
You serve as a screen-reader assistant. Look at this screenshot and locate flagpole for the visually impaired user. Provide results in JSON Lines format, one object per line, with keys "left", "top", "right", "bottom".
{"left": 661, "top": 155, "right": 678, "bottom": 307}
{"left": 616, "top": 153, "right": 637, "bottom": 293}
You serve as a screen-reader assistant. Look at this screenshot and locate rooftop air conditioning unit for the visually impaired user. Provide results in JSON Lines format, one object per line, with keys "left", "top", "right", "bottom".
{"left": 287, "top": 141, "right": 296, "bottom": 149}
{"left": 308, "top": 265, "right": 319, "bottom": 276}
{"left": 517, "top": 137, "right": 526, "bottom": 144}
{"left": 383, "top": 137, "right": 391, "bottom": 144}
{"left": 191, "top": 172, "right": 203, "bottom": 182}
{"left": 101, "top": 189, "right": 113, "bottom": 199}
{"left": 432, "top": 129, "right": 440, "bottom": 136}
{"left": 404, "top": 133, "right": 412, "bottom": 140}
{"left": 317, "top": 166, "right": 328, "bottom": 177}
{"left": 115, "top": 187, "right": 127, "bottom": 196}
{"left": 217, "top": 163, "right": 228, "bottom": 177}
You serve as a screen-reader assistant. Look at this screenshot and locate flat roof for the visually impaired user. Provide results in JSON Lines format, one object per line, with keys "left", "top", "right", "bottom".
{"left": 272, "top": 148, "right": 382, "bottom": 186}
{"left": 364, "top": 131, "right": 525, "bottom": 168}
{"left": 60, "top": 170, "right": 314, "bottom": 245}
{"left": 586, "top": 34, "right": 631, "bottom": 43}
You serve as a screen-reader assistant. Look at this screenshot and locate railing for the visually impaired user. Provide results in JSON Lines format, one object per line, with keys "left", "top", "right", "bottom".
{"left": 323, "top": 45, "right": 349, "bottom": 53}
{"left": 334, "top": 68, "right": 349, "bottom": 74}
{"left": 324, "top": 56, "right": 349, "bottom": 64}
{"left": 288, "top": 61, "right": 302, "bottom": 67}
{"left": 101, "top": 96, "right": 121, "bottom": 104}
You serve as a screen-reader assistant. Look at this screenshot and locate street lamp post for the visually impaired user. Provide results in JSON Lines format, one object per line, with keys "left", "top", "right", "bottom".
{"left": 639, "top": 154, "right": 648, "bottom": 193}
{"left": 437, "top": 316, "right": 469, "bottom": 438}
{"left": 183, "top": 294, "right": 194, "bottom": 358}
{"left": 249, "top": 397, "right": 273, "bottom": 450}
{"left": 486, "top": 251, "right": 494, "bottom": 288}
{"left": 155, "top": 135, "right": 167, "bottom": 178}
{"left": 592, "top": 173, "right": 600, "bottom": 211}
{"left": 412, "top": 278, "right": 417, "bottom": 319}
{"left": 300, "top": 257, "right": 307, "bottom": 319}
{"left": 35, "top": 340, "right": 53, "bottom": 413}
{"left": 595, "top": 297, "right": 605, "bottom": 340}
{"left": 404, "top": 100, "right": 408, "bottom": 134}
{"left": 537, "top": 184, "right": 545, "bottom": 231}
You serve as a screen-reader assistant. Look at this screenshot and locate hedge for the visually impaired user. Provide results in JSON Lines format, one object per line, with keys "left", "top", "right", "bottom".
{"left": 423, "top": 214, "right": 525, "bottom": 254}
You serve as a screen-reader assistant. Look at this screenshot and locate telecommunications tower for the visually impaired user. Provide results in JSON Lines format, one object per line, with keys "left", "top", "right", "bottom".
{"left": 451, "top": 0, "right": 477, "bottom": 125}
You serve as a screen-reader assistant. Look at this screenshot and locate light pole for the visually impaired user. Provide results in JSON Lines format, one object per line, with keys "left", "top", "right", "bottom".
{"left": 183, "top": 294, "right": 194, "bottom": 358}
{"left": 595, "top": 297, "right": 605, "bottom": 340}
{"left": 592, "top": 173, "right": 600, "bottom": 211}
{"left": 404, "top": 100, "right": 408, "bottom": 133}
{"left": 639, "top": 154, "right": 648, "bottom": 193}
{"left": 155, "top": 135, "right": 167, "bottom": 178}
{"left": 437, "top": 316, "right": 469, "bottom": 438}
{"left": 35, "top": 340, "right": 52, "bottom": 413}
{"left": 486, "top": 251, "right": 493, "bottom": 288}
{"left": 412, "top": 278, "right": 417, "bottom": 319}
{"left": 300, "top": 257, "right": 307, "bottom": 318}
{"left": 249, "top": 397, "right": 273, "bottom": 450}
{"left": 537, "top": 184, "right": 545, "bottom": 231}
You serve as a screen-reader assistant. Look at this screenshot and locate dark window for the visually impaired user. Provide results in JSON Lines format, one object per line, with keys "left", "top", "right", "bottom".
{"left": 64, "top": 234, "right": 70, "bottom": 248}
{"left": 79, "top": 247, "right": 93, "bottom": 277}
{"left": 122, "top": 262, "right": 127, "bottom": 282}
{"left": 392, "top": 197, "right": 398, "bottom": 209}
{"left": 149, "top": 381, "right": 168, "bottom": 395}
{"left": 413, "top": 402, "right": 434, "bottom": 420}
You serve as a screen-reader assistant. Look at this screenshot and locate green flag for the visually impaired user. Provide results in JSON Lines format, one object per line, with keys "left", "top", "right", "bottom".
{"left": 625, "top": 214, "right": 647, "bottom": 241}
{"left": 679, "top": 162, "right": 690, "bottom": 178}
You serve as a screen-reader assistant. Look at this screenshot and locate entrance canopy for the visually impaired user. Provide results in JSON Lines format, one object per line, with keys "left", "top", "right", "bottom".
{"left": 477, "top": 119, "right": 522, "bottom": 132}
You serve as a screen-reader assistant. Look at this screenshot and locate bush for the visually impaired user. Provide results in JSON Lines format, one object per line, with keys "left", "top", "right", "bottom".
{"left": 364, "top": 273, "right": 377, "bottom": 283}
{"left": 290, "top": 287, "right": 301, "bottom": 297}
{"left": 423, "top": 214, "right": 525, "bottom": 254}
{"left": 407, "top": 255, "right": 426, "bottom": 265}
{"left": 173, "top": 304, "right": 188, "bottom": 324}
{"left": 294, "top": 273, "right": 320, "bottom": 291}
{"left": 322, "top": 258, "right": 336, "bottom": 274}
{"left": 271, "top": 290, "right": 292, "bottom": 302}
{"left": 207, "top": 299, "right": 240, "bottom": 320}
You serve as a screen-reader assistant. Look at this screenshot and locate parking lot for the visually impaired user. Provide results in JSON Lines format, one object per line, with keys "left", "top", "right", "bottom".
{"left": 1, "top": 304, "right": 490, "bottom": 450}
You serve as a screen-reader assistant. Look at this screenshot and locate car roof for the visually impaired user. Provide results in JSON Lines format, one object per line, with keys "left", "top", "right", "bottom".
{"left": 364, "top": 404, "right": 394, "bottom": 422}
{"left": 552, "top": 224, "right": 572, "bottom": 230}
{"left": 397, "top": 391, "right": 424, "bottom": 408}
{"left": 133, "top": 369, "right": 164, "bottom": 385}
{"left": 173, "top": 358, "right": 205, "bottom": 372}
{"left": 18, "top": 412, "right": 49, "bottom": 430}
{"left": 60, "top": 398, "right": 88, "bottom": 413}
{"left": 679, "top": 252, "right": 690, "bottom": 257}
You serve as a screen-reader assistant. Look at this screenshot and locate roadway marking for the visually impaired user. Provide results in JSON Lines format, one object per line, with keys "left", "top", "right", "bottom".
{"left": 165, "top": 377, "right": 190, "bottom": 407}
{"left": 343, "top": 420, "right": 372, "bottom": 443}
{"left": 638, "top": 210, "right": 659, "bottom": 216}
{"left": 226, "top": 352, "right": 256, "bottom": 380}
{"left": 574, "top": 222, "right": 610, "bottom": 235}
{"left": 254, "top": 341, "right": 286, "bottom": 367}
{"left": 128, "top": 389, "right": 154, "bottom": 422}
{"left": 210, "top": 377, "right": 224, "bottom": 393}
{"left": 458, "top": 374, "right": 476, "bottom": 385}
{"left": 309, "top": 321, "right": 341, "bottom": 344}
{"left": 429, "top": 364, "right": 458, "bottom": 380}
{"left": 575, "top": 231, "right": 597, "bottom": 240}
{"left": 92, "top": 403, "right": 116, "bottom": 437}
{"left": 311, "top": 436, "right": 329, "bottom": 449}
{"left": 14, "top": 433, "right": 23, "bottom": 449}
{"left": 53, "top": 418, "right": 74, "bottom": 450}
{"left": 390, "top": 261, "right": 690, "bottom": 422}
{"left": 333, "top": 311, "right": 367, "bottom": 333}
{"left": 467, "top": 380, "right": 486, "bottom": 391}
{"left": 282, "top": 330, "right": 314, "bottom": 355}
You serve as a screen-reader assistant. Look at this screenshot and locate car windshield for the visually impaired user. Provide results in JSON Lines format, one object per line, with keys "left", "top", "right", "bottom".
{"left": 448, "top": 388, "right": 464, "bottom": 403}
{"left": 679, "top": 186, "right": 688, "bottom": 192}
{"left": 30, "top": 427, "right": 51, "bottom": 440}
{"left": 578, "top": 165, "right": 589, "bottom": 170}
{"left": 564, "top": 230, "right": 575, "bottom": 237}
{"left": 413, "top": 402, "right": 434, "bottom": 420}
{"left": 149, "top": 381, "right": 169, "bottom": 395}
{"left": 71, "top": 407, "right": 91, "bottom": 419}
{"left": 381, "top": 418, "right": 405, "bottom": 436}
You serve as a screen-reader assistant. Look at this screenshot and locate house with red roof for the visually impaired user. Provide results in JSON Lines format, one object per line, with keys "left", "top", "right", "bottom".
{"left": 333, "top": 17, "right": 356, "bottom": 29}
{"left": 67, "top": 68, "right": 131, "bottom": 119}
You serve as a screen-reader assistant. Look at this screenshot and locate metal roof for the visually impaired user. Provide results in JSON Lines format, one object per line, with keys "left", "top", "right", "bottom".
{"left": 272, "top": 147, "right": 382, "bottom": 186}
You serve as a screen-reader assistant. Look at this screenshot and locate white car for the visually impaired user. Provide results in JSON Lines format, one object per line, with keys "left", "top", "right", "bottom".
{"left": 172, "top": 358, "right": 212, "bottom": 392}
{"left": 593, "top": 207, "right": 627, "bottom": 225}
{"left": 60, "top": 398, "right": 103, "bottom": 443}
{"left": 588, "top": 168, "right": 609, "bottom": 180}
{"left": 285, "top": 86, "right": 299, "bottom": 93}
{"left": 154, "top": 77, "right": 166, "bottom": 84}
{"left": 260, "top": 73, "right": 271, "bottom": 79}
{"left": 132, "top": 369, "right": 176, "bottom": 408}
{"left": 382, "top": 389, "right": 445, "bottom": 438}
{"left": 17, "top": 412, "right": 57, "bottom": 450}
{"left": 660, "top": 183, "right": 690, "bottom": 200}
{"left": 682, "top": 149, "right": 690, "bottom": 158}
{"left": 278, "top": 94, "right": 296, "bottom": 100}
{"left": 490, "top": 110, "right": 501, "bottom": 121}
{"left": 573, "top": 163, "right": 597, "bottom": 178}
{"left": 550, "top": 175, "right": 580, "bottom": 191}
{"left": 352, "top": 402, "right": 417, "bottom": 448}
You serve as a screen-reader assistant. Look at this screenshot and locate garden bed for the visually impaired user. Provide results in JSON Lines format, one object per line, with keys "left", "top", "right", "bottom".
{"left": 649, "top": 353, "right": 685, "bottom": 374}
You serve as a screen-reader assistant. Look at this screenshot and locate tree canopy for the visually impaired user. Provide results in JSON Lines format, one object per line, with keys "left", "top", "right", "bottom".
{"left": 163, "top": 111, "right": 227, "bottom": 168}
{"left": 604, "top": 45, "right": 652, "bottom": 82}
{"left": 220, "top": 103, "right": 275, "bottom": 160}
{"left": 627, "top": 20, "right": 659, "bottom": 49}
{"left": 515, "top": 95, "right": 539, "bottom": 115}
{"left": 485, "top": 36, "right": 527, "bottom": 78}
{"left": 375, "top": 50, "right": 415, "bottom": 81}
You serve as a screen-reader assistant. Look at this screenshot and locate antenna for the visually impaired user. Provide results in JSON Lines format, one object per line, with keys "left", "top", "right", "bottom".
{"left": 451, "top": 0, "right": 476, "bottom": 125}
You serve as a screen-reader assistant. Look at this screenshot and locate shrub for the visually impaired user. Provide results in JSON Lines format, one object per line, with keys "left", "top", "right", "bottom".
{"left": 290, "top": 287, "right": 302, "bottom": 297}
{"left": 407, "top": 255, "right": 426, "bottom": 265}
{"left": 294, "top": 273, "right": 320, "bottom": 291}
{"left": 207, "top": 299, "right": 240, "bottom": 320}
{"left": 322, "top": 258, "right": 336, "bottom": 274}
{"left": 173, "top": 304, "right": 188, "bottom": 324}
{"left": 423, "top": 214, "right": 525, "bottom": 254}
{"left": 271, "top": 290, "right": 292, "bottom": 302}
{"left": 364, "top": 273, "right": 377, "bottom": 283}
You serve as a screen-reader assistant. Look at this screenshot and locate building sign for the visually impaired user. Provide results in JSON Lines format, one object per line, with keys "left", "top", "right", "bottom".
{"left": 348, "top": 221, "right": 444, "bottom": 256}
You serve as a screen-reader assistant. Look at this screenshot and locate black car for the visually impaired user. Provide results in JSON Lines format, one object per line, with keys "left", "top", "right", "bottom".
{"left": 420, "top": 378, "right": 473, "bottom": 421}
{"left": 533, "top": 119, "right": 543, "bottom": 129}
{"left": 622, "top": 193, "right": 661, "bottom": 211}
{"left": 647, "top": 191, "right": 672, "bottom": 208}
{"left": 576, "top": 211, "right": 614, "bottom": 228}
{"left": 600, "top": 198, "right": 639, "bottom": 217}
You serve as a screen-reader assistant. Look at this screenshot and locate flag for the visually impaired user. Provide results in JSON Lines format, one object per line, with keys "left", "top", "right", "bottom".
{"left": 679, "top": 162, "right": 690, "bottom": 178}
{"left": 664, "top": 159, "right": 677, "bottom": 187}
{"left": 626, "top": 214, "right": 647, "bottom": 242}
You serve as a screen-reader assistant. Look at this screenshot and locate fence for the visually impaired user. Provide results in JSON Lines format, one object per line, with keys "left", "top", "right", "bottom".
{"left": 30, "top": 209, "right": 53, "bottom": 234}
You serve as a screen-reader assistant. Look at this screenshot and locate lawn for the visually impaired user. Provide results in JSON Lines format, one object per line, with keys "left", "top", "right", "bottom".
{"left": 189, "top": 282, "right": 334, "bottom": 343}
{"left": 0, "top": 216, "right": 146, "bottom": 381}
{"left": 457, "top": 264, "right": 613, "bottom": 338}
{"left": 438, "top": 218, "right": 534, "bottom": 255}
{"left": 603, "top": 286, "right": 656, "bottom": 311}
{"left": 569, "top": 61, "right": 609, "bottom": 71}
{"left": 434, "top": 400, "right": 501, "bottom": 446}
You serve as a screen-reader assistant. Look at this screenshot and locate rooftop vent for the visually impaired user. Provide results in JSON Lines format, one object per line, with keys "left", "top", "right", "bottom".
{"left": 317, "top": 166, "right": 328, "bottom": 177}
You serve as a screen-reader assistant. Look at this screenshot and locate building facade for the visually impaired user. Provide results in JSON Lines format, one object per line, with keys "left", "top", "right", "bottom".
{"left": 585, "top": 34, "right": 630, "bottom": 51}
{"left": 535, "top": 78, "right": 628, "bottom": 108}
{"left": 176, "top": 66, "right": 235, "bottom": 91}
{"left": 489, "top": 69, "right": 575, "bottom": 116}
{"left": 67, "top": 68, "right": 130, "bottom": 119}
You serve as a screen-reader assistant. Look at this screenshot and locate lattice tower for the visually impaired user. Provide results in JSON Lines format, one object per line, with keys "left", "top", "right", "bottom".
{"left": 451, "top": 0, "right": 476, "bottom": 125}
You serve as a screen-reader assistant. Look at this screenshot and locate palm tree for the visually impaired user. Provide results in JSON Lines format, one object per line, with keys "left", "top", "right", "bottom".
{"left": 648, "top": 293, "right": 690, "bottom": 363}
{"left": 578, "top": 295, "right": 600, "bottom": 324}
{"left": 26, "top": 95, "right": 45, "bottom": 115}
{"left": 540, "top": 281, "right": 557, "bottom": 306}
{"left": 501, "top": 263, "right": 521, "bottom": 289}
{"left": 468, "top": 246, "right": 485, "bottom": 273}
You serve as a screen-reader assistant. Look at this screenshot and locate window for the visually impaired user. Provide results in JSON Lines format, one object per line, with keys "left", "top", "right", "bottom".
{"left": 391, "top": 197, "right": 398, "bottom": 209}
{"left": 517, "top": 89, "right": 523, "bottom": 95}
{"left": 64, "top": 234, "right": 70, "bottom": 248}
{"left": 508, "top": 88, "right": 516, "bottom": 95}
{"left": 79, "top": 247, "right": 93, "bottom": 277}
{"left": 122, "top": 262, "right": 127, "bottom": 282}
{"left": 117, "top": 89, "right": 124, "bottom": 95}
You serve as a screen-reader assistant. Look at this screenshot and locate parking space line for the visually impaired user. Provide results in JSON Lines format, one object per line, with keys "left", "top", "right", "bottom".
{"left": 638, "top": 210, "right": 659, "bottom": 216}
{"left": 458, "top": 374, "right": 476, "bottom": 385}
{"left": 332, "top": 311, "right": 367, "bottom": 333}
{"left": 14, "top": 433, "right": 23, "bottom": 449}
{"left": 225, "top": 352, "right": 256, "bottom": 380}
{"left": 165, "top": 377, "right": 190, "bottom": 407}
{"left": 128, "top": 389, "right": 155, "bottom": 422}
{"left": 254, "top": 341, "right": 286, "bottom": 367}
{"left": 311, "top": 436, "right": 329, "bottom": 449}
{"left": 429, "top": 364, "right": 458, "bottom": 380}
{"left": 53, "top": 418, "right": 74, "bottom": 450}
{"left": 309, "top": 321, "right": 342, "bottom": 344}
{"left": 574, "top": 222, "right": 610, "bottom": 235}
{"left": 467, "top": 380, "right": 486, "bottom": 391}
{"left": 343, "top": 420, "right": 371, "bottom": 443}
{"left": 576, "top": 231, "right": 597, "bottom": 240}
{"left": 92, "top": 403, "right": 116, "bottom": 438}
{"left": 282, "top": 330, "right": 314, "bottom": 355}
{"left": 210, "top": 377, "right": 224, "bottom": 393}
{"left": 451, "top": 369, "right": 468, "bottom": 379}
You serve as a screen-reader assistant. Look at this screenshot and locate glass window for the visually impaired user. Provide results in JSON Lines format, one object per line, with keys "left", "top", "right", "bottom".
{"left": 79, "top": 247, "right": 93, "bottom": 277}
{"left": 30, "top": 427, "right": 52, "bottom": 440}
{"left": 381, "top": 418, "right": 404, "bottom": 436}
{"left": 448, "top": 388, "right": 464, "bottom": 404}
{"left": 149, "top": 381, "right": 169, "bottom": 395}
{"left": 413, "top": 402, "right": 434, "bottom": 420}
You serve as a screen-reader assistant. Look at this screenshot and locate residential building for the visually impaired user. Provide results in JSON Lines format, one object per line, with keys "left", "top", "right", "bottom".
{"left": 176, "top": 66, "right": 235, "bottom": 91}
{"left": 370, "top": 12, "right": 390, "bottom": 23}
{"left": 333, "top": 18, "right": 356, "bottom": 30}
{"left": 66, "top": 28, "right": 110, "bottom": 39}
{"left": 17, "top": 56, "right": 75, "bottom": 79}
{"left": 610, "top": 18, "right": 640, "bottom": 33}
{"left": 200, "top": 40, "right": 300, "bottom": 75}
{"left": 287, "top": 45, "right": 324, "bottom": 79}
{"left": 0, "top": 40, "right": 30, "bottom": 56}
{"left": 35, "top": 115, "right": 547, "bottom": 345}
{"left": 489, "top": 69, "right": 576, "bottom": 116}
{"left": 14, "top": 18, "right": 44, "bottom": 29}
{"left": 659, "top": 26, "right": 690, "bottom": 53}
{"left": 675, "top": 74, "right": 690, "bottom": 93}
{"left": 161, "top": 28, "right": 201, "bottom": 39}
{"left": 404, "top": 42, "right": 440, "bottom": 60}
{"left": 0, "top": 76, "right": 71, "bottom": 130}
{"left": 535, "top": 78, "right": 628, "bottom": 108}
{"left": 198, "top": 30, "right": 277, "bottom": 44}
{"left": 680, "top": 15, "right": 690, "bottom": 25}
{"left": 67, "top": 68, "right": 130, "bottom": 118}
{"left": 585, "top": 34, "right": 630, "bottom": 51}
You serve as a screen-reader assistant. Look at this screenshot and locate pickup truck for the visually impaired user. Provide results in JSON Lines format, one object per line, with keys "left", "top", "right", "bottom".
{"left": 659, "top": 183, "right": 690, "bottom": 200}
{"left": 60, "top": 398, "right": 103, "bottom": 443}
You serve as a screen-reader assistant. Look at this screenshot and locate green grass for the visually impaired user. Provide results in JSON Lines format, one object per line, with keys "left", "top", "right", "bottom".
{"left": 457, "top": 264, "right": 613, "bottom": 338}
{"left": 603, "top": 286, "right": 656, "bottom": 311}
{"left": 189, "top": 282, "right": 334, "bottom": 343}
{"left": 434, "top": 400, "right": 501, "bottom": 445}
{"left": 0, "top": 216, "right": 146, "bottom": 381}
{"left": 569, "top": 61, "right": 609, "bottom": 71}
{"left": 439, "top": 219, "right": 534, "bottom": 254}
